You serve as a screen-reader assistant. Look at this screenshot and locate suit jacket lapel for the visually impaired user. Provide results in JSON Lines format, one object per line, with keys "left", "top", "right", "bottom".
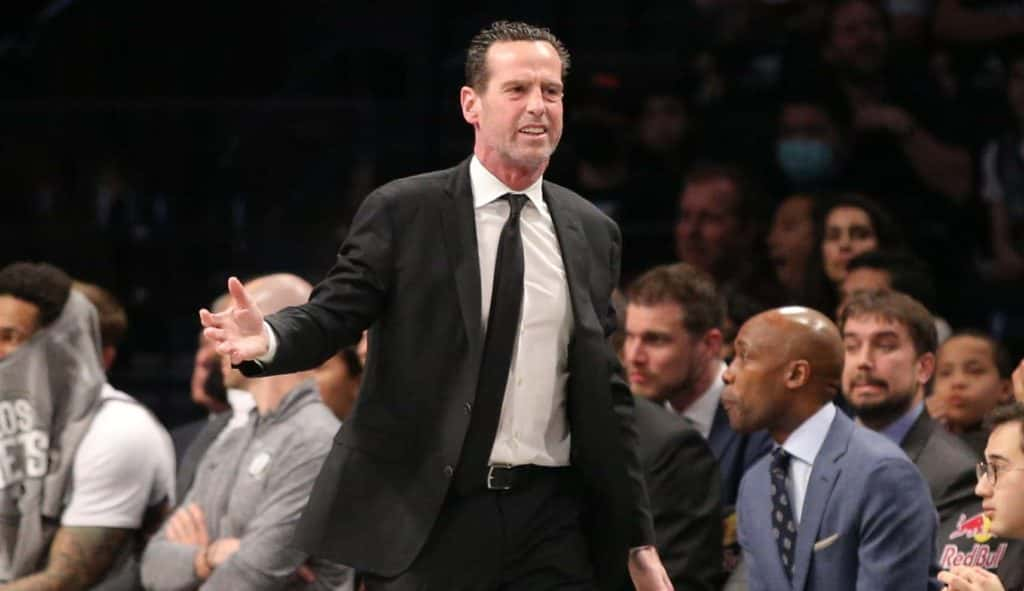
{"left": 439, "top": 158, "right": 483, "bottom": 352}
{"left": 709, "top": 404, "right": 735, "bottom": 460}
{"left": 544, "top": 183, "right": 592, "bottom": 331}
{"left": 791, "top": 412, "right": 853, "bottom": 591}
{"left": 899, "top": 411, "right": 932, "bottom": 463}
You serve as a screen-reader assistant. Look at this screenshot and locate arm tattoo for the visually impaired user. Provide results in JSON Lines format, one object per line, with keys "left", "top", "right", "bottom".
{"left": 2, "top": 526, "right": 134, "bottom": 591}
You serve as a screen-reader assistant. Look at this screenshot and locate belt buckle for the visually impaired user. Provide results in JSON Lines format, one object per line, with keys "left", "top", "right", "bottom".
{"left": 486, "top": 464, "right": 513, "bottom": 491}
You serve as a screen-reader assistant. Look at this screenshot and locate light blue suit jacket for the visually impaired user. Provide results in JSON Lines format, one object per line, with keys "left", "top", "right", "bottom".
{"left": 738, "top": 411, "right": 938, "bottom": 591}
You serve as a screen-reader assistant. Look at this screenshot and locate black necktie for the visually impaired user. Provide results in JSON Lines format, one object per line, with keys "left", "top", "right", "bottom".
{"left": 454, "top": 193, "right": 528, "bottom": 494}
{"left": 771, "top": 448, "right": 797, "bottom": 579}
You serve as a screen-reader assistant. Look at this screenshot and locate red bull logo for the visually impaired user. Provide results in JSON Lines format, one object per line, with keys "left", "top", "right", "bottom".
{"left": 949, "top": 512, "right": 994, "bottom": 543}
{"left": 940, "top": 543, "right": 1007, "bottom": 569}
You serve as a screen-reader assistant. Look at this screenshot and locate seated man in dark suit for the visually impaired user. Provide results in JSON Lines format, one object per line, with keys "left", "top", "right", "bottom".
{"left": 725, "top": 306, "right": 937, "bottom": 590}
{"left": 623, "top": 262, "right": 770, "bottom": 575}
{"left": 840, "top": 290, "right": 1022, "bottom": 579}
{"left": 631, "top": 396, "right": 723, "bottom": 590}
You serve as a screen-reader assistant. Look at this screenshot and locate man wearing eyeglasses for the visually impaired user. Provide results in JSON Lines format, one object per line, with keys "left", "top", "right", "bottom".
{"left": 940, "top": 402, "right": 1024, "bottom": 590}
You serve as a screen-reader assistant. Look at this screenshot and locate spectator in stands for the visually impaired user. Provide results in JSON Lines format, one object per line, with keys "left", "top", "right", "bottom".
{"left": 724, "top": 306, "right": 937, "bottom": 590}
{"left": 624, "top": 263, "right": 771, "bottom": 577}
{"left": 840, "top": 290, "right": 1017, "bottom": 573}
{"left": 767, "top": 193, "right": 819, "bottom": 305}
{"left": 939, "top": 403, "right": 1024, "bottom": 591}
{"left": 822, "top": 0, "right": 973, "bottom": 206}
{"left": 141, "top": 274, "right": 352, "bottom": 590}
{"left": 838, "top": 249, "right": 951, "bottom": 342}
{"left": 818, "top": 194, "right": 903, "bottom": 301}
{"left": 774, "top": 93, "right": 851, "bottom": 194}
{"left": 0, "top": 262, "right": 175, "bottom": 589}
{"left": 675, "top": 163, "right": 784, "bottom": 308}
{"left": 930, "top": 332, "right": 1014, "bottom": 457}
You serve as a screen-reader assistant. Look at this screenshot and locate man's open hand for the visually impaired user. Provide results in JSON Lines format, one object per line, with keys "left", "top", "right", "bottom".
{"left": 199, "top": 277, "right": 269, "bottom": 365}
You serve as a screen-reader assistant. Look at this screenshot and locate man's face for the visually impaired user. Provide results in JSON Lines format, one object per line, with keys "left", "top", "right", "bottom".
{"left": 977, "top": 422, "right": 1024, "bottom": 537}
{"left": 721, "top": 316, "right": 789, "bottom": 434}
{"left": 933, "top": 336, "right": 1009, "bottom": 430}
{"left": 841, "top": 314, "right": 932, "bottom": 427}
{"left": 0, "top": 295, "right": 40, "bottom": 360}
{"left": 836, "top": 267, "right": 890, "bottom": 318}
{"left": 826, "top": 0, "right": 888, "bottom": 78}
{"left": 675, "top": 178, "right": 743, "bottom": 276}
{"left": 639, "top": 95, "right": 688, "bottom": 152}
{"left": 623, "top": 302, "right": 712, "bottom": 402}
{"left": 460, "top": 40, "right": 564, "bottom": 173}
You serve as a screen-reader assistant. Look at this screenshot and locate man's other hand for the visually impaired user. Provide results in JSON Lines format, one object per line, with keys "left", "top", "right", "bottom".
{"left": 199, "top": 276, "right": 268, "bottom": 365}
{"left": 628, "top": 546, "right": 673, "bottom": 591}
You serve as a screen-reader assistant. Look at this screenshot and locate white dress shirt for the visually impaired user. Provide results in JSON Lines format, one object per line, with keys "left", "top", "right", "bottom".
{"left": 262, "top": 157, "right": 574, "bottom": 467}
{"left": 778, "top": 402, "right": 837, "bottom": 524}
{"left": 469, "top": 157, "right": 573, "bottom": 467}
{"left": 664, "top": 361, "right": 726, "bottom": 440}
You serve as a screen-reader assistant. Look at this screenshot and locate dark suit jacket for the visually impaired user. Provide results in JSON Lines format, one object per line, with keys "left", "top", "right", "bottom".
{"left": 632, "top": 398, "right": 723, "bottom": 591}
{"left": 244, "top": 158, "right": 654, "bottom": 588}
{"left": 739, "top": 411, "right": 937, "bottom": 591}
{"left": 708, "top": 403, "right": 772, "bottom": 508}
{"left": 900, "top": 410, "right": 978, "bottom": 525}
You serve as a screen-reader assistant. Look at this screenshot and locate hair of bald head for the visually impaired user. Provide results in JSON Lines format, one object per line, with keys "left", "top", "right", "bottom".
{"left": 243, "top": 274, "right": 313, "bottom": 316}
{"left": 763, "top": 307, "right": 844, "bottom": 396}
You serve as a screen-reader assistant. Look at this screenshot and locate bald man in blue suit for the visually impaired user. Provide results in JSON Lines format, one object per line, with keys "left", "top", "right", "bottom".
{"left": 723, "top": 307, "right": 938, "bottom": 591}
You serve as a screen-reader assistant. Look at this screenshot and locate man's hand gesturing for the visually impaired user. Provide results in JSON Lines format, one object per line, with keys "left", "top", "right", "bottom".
{"left": 199, "top": 277, "right": 269, "bottom": 365}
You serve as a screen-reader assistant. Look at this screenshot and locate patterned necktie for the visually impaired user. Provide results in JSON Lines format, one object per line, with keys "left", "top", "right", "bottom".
{"left": 454, "top": 193, "right": 528, "bottom": 494}
{"left": 771, "top": 447, "right": 797, "bottom": 580}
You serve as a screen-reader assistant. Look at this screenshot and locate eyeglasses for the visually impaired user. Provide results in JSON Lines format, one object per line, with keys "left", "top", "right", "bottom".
{"left": 976, "top": 461, "right": 1024, "bottom": 486}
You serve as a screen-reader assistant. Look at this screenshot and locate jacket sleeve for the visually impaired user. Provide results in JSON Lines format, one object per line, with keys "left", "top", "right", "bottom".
{"left": 856, "top": 458, "right": 938, "bottom": 591}
{"left": 253, "top": 186, "right": 397, "bottom": 377}
{"left": 140, "top": 531, "right": 203, "bottom": 591}
{"left": 649, "top": 429, "right": 724, "bottom": 590}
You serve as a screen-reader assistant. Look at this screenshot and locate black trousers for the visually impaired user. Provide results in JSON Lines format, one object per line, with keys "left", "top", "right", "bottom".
{"left": 364, "top": 467, "right": 596, "bottom": 591}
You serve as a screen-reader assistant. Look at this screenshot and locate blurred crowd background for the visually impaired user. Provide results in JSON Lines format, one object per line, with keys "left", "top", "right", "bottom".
{"left": 2, "top": 0, "right": 1023, "bottom": 431}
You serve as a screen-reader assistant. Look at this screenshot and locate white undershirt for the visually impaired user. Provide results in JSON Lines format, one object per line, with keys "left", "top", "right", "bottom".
{"left": 470, "top": 157, "right": 573, "bottom": 467}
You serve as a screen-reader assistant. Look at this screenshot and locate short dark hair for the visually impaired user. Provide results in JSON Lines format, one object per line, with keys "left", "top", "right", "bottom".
{"left": 683, "top": 161, "right": 771, "bottom": 225}
{"left": 0, "top": 262, "right": 72, "bottom": 328}
{"left": 943, "top": 330, "right": 1014, "bottom": 379}
{"left": 465, "top": 21, "right": 570, "bottom": 90}
{"left": 847, "top": 250, "right": 936, "bottom": 310}
{"left": 73, "top": 281, "right": 127, "bottom": 349}
{"left": 839, "top": 289, "right": 937, "bottom": 356}
{"left": 626, "top": 263, "right": 725, "bottom": 335}
{"left": 986, "top": 402, "right": 1024, "bottom": 453}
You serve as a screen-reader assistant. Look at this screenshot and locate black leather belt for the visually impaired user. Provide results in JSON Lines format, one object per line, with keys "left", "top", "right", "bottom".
{"left": 485, "top": 464, "right": 569, "bottom": 491}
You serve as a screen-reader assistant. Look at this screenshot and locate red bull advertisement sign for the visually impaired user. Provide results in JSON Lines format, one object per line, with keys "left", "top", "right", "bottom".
{"left": 940, "top": 512, "right": 1007, "bottom": 569}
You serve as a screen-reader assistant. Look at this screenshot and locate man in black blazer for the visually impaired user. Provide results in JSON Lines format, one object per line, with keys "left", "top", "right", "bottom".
{"left": 840, "top": 290, "right": 1017, "bottom": 577}
{"left": 201, "top": 20, "right": 669, "bottom": 591}
{"left": 631, "top": 396, "right": 723, "bottom": 590}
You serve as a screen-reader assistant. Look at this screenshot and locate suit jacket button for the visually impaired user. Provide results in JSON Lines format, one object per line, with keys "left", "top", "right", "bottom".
{"left": 463, "top": 402, "right": 472, "bottom": 414}
{"left": 443, "top": 465, "right": 454, "bottom": 478}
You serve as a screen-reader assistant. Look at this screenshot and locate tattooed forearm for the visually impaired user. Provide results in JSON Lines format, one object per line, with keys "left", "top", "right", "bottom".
{"left": 1, "top": 526, "right": 133, "bottom": 591}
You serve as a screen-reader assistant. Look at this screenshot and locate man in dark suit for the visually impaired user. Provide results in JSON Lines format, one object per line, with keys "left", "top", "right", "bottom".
{"left": 623, "top": 262, "right": 771, "bottom": 508}
{"left": 200, "top": 20, "right": 670, "bottom": 591}
{"left": 631, "top": 396, "right": 722, "bottom": 590}
{"left": 840, "top": 289, "right": 1018, "bottom": 577}
{"left": 724, "top": 306, "right": 937, "bottom": 590}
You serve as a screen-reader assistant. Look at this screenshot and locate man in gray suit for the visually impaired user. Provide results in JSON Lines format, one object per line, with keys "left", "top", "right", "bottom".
{"left": 839, "top": 290, "right": 1019, "bottom": 579}
{"left": 724, "top": 306, "right": 936, "bottom": 590}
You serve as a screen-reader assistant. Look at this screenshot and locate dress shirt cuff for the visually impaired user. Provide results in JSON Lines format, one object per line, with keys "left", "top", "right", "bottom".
{"left": 257, "top": 322, "right": 277, "bottom": 363}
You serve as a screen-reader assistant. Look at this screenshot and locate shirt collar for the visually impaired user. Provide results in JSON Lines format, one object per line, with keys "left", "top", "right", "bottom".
{"left": 469, "top": 156, "right": 544, "bottom": 210}
{"left": 781, "top": 402, "right": 837, "bottom": 466}
{"left": 670, "top": 361, "right": 725, "bottom": 439}
{"left": 227, "top": 388, "right": 255, "bottom": 418}
{"left": 878, "top": 401, "right": 924, "bottom": 445}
